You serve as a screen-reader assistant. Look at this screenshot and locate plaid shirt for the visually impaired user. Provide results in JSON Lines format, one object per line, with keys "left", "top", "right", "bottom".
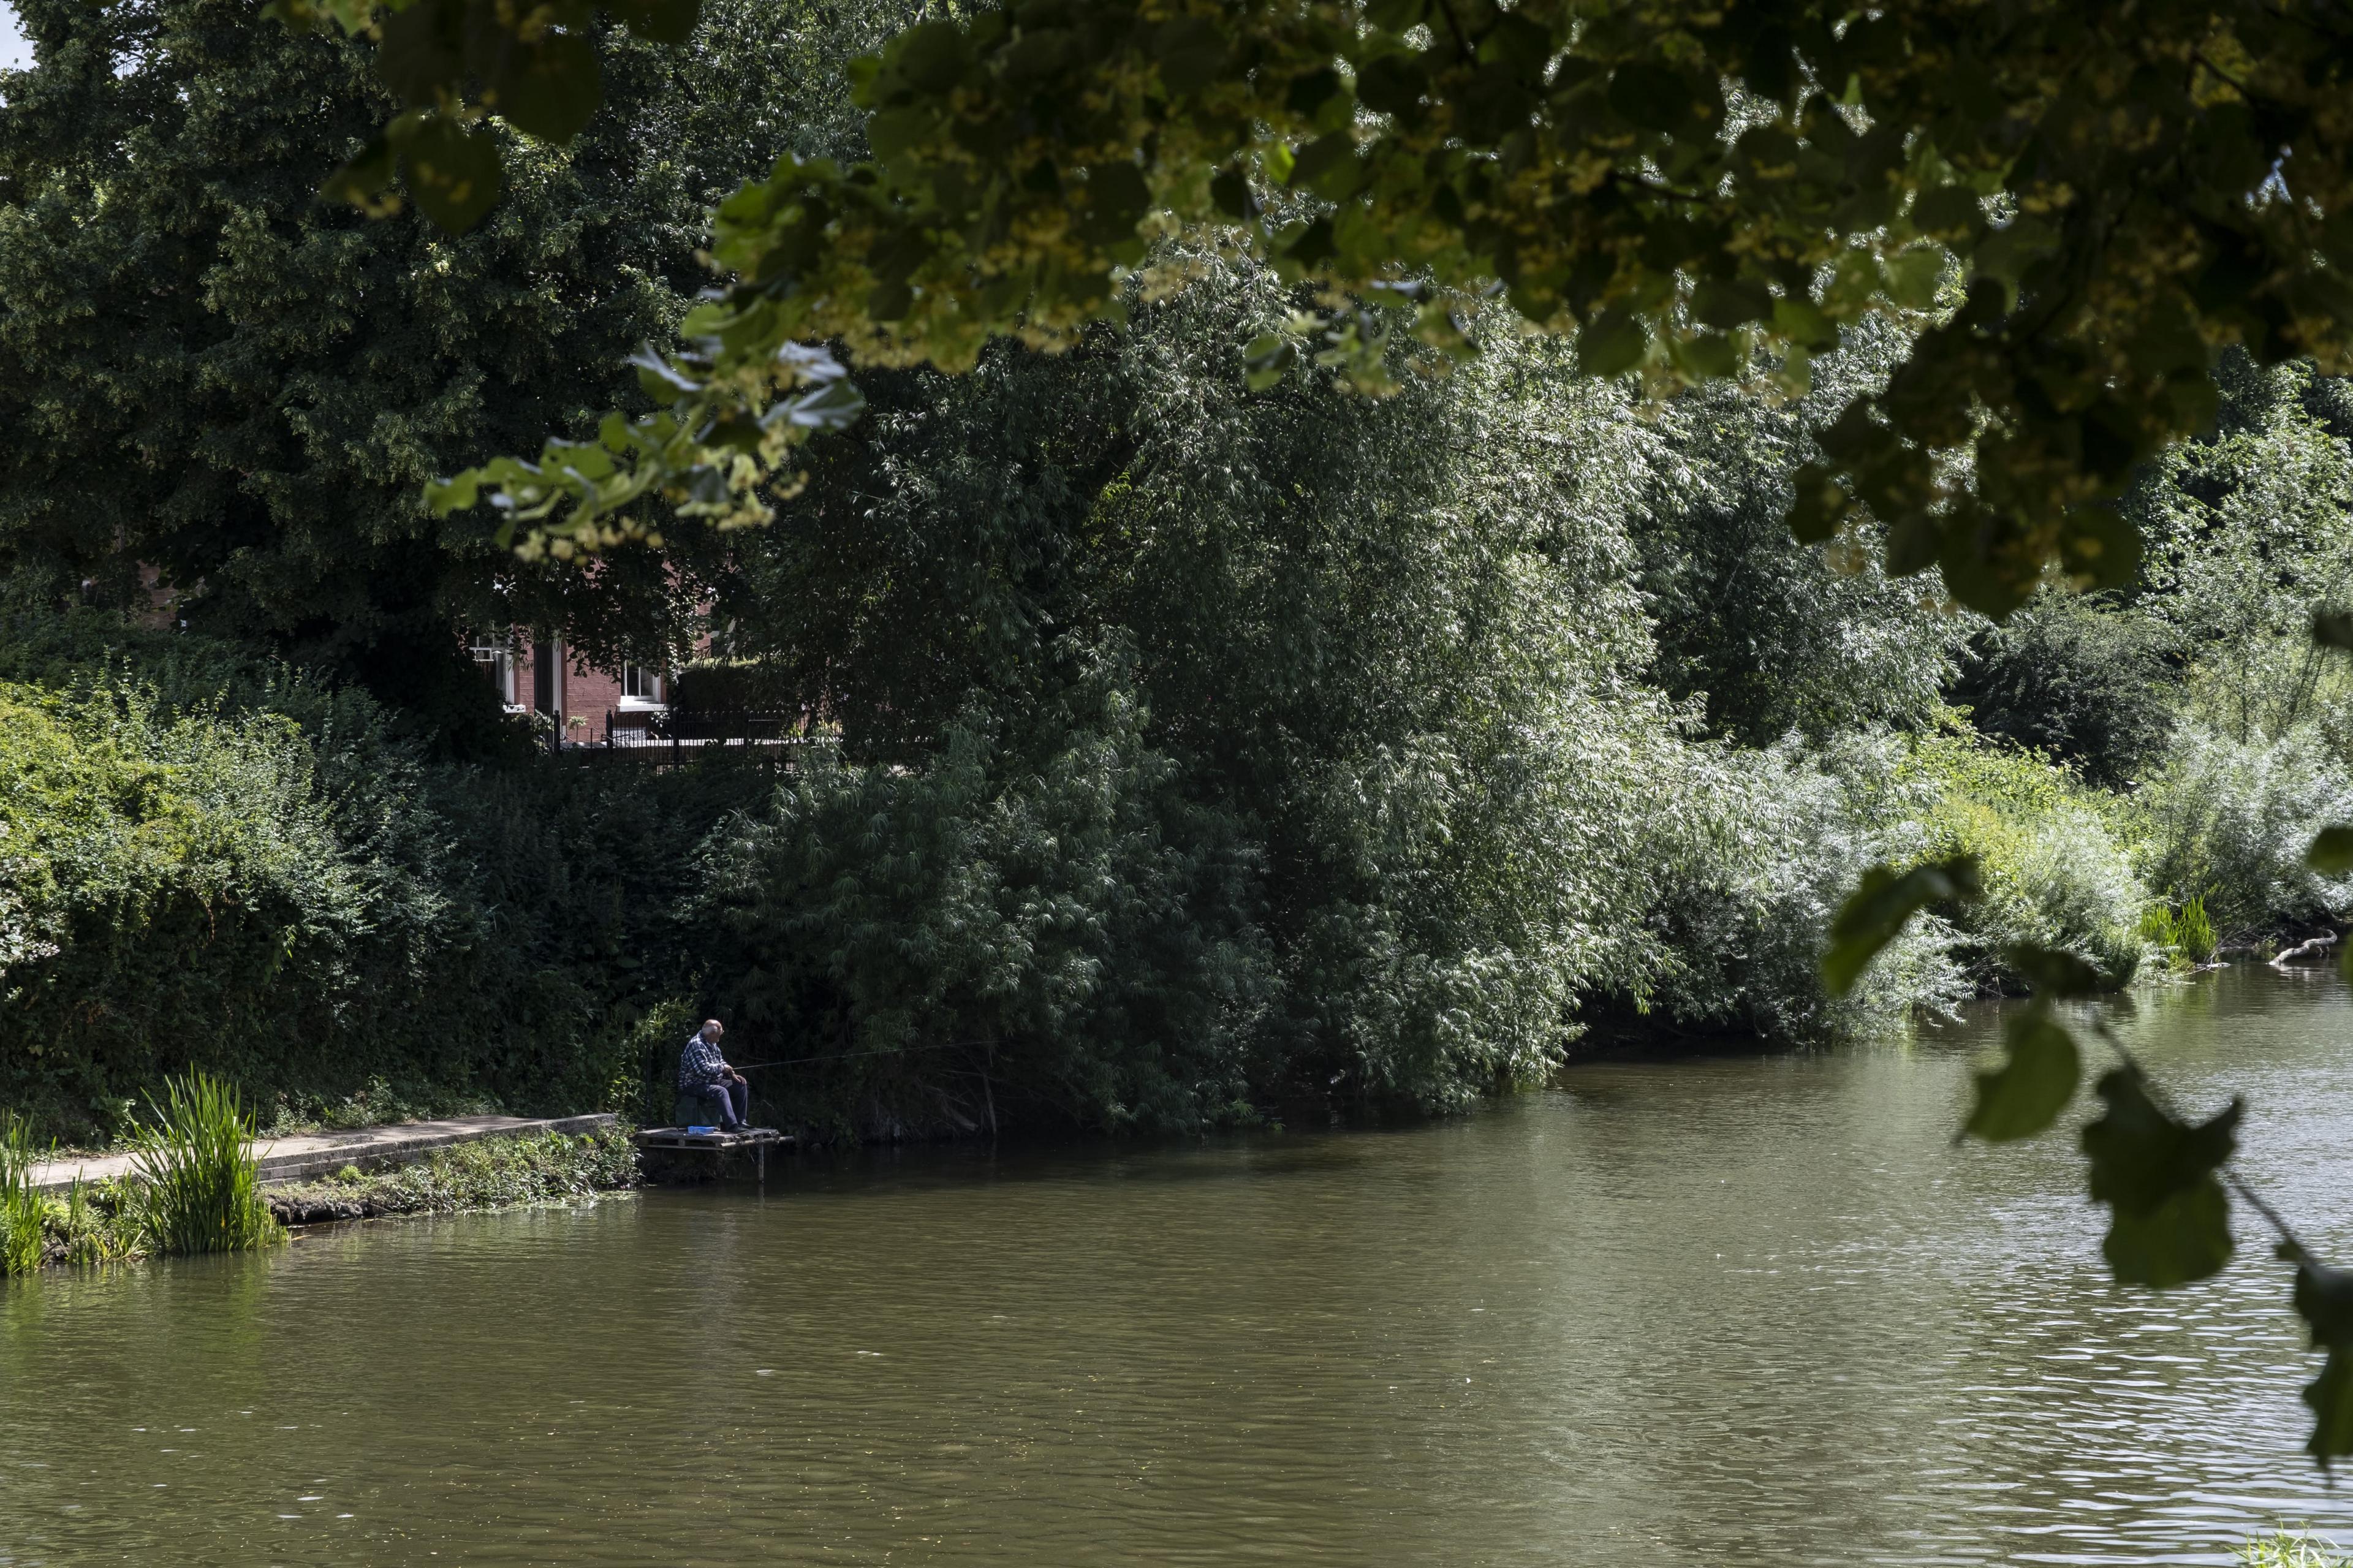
{"left": 676, "top": 1032, "right": 729, "bottom": 1092}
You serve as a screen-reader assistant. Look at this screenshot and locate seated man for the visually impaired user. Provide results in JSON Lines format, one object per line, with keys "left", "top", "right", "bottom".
{"left": 675, "top": 1018, "right": 750, "bottom": 1131}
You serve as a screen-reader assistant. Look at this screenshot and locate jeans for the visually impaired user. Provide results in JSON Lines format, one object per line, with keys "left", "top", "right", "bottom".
{"left": 679, "top": 1080, "right": 748, "bottom": 1128}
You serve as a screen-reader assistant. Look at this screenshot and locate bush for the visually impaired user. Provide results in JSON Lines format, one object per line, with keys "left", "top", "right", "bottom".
{"left": 2140, "top": 725, "right": 2353, "bottom": 937}
{"left": 1902, "top": 723, "right": 2146, "bottom": 990}
{"left": 266, "top": 1129, "right": 640, "bottom": 1221}
{"left": 0, "top": 610, "right": 776, "bottom": 1143}
{"left": 1949, "top": 591, "right": 2177, "bottom": 786}
{"left": 668, "top": 660, "right": 805, "bottom": 713}
{"left": 1628, "top": 731, "right": 1969, "bottom": 1042}
{"left": 695, "top": 646, "right": 1274, "bottom": 1138}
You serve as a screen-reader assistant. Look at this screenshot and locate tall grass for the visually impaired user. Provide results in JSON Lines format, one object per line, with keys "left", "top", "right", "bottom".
{"left": 0, "top": 1112, "right": 47, "bottom": 1275}
{"left": 2240, "top": 1530, "right": 2349, "bottom": 1567}
{"left": 129, "top": 1073, "right": 281, "bottom": 1256}
{"left": 2139, "top": 892, "right": 2220, "bottom": 968}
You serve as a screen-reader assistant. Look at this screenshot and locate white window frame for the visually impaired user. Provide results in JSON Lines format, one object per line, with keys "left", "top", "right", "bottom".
{"left": 619, "top": 663, "right": 667, "bottom": 710}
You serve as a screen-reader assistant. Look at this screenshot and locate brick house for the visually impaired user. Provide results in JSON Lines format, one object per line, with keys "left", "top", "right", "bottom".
{"left": 470, "top": 634, "right": 668, "bottom": 744}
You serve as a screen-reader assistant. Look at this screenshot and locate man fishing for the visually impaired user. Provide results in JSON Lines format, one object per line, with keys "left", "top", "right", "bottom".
{"left": 676, "top": 1018, "right": 750, "bottom": 1131}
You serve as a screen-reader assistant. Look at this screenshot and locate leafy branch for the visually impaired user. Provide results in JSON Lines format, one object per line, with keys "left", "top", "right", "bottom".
{"left": 1825, "top": 842, "right": 2353, "bottom": 1468}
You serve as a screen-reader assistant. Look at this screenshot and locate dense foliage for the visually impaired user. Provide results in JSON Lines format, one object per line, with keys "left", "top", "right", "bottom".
{"left": 335, "top": 0, "right": 2353, "bottom": 634}
{"left": 0, "top": 610, "right": 776, "bottom": 1140}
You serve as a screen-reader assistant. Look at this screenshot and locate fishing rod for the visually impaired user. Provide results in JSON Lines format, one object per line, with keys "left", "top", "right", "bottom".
{"left": 728, "top": 1039, "right": 992, "bottom": 1072}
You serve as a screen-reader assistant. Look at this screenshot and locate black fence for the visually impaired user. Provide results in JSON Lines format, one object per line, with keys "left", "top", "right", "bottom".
{"left": 537, "top": 708, "right": 843, "bottom": 763}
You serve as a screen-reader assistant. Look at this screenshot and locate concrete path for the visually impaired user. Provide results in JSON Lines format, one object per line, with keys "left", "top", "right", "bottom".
{"left": 28, "top": 1113, "right": 618, "bottom": 1194}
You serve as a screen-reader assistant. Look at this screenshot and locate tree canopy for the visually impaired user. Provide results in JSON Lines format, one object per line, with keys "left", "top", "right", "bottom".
{"left": 276, "top": 0, "right": 2353, "bottom": 622}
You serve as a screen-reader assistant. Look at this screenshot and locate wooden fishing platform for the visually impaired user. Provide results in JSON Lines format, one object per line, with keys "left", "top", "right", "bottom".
{"left": 634, "top": 1126, "right": 792, "bottom": 1182}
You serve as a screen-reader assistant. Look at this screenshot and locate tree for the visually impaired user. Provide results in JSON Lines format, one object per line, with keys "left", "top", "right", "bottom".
{"left": 1635, "top": 315, "right": 1970, "bottom": 744}
{"left": 0, "top": 0, "right": 888, "bottom": 732}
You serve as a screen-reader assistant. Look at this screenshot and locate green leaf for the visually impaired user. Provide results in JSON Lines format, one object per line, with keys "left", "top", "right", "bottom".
{"left": 1210, "top": 168, "right": 1253, "bottom": 219}
{"left": 2101, "top": 1177, "right": 2233, "bottom": 1287}
{"left": 2058, "top": 505, "right": 2142, "bottom": 591}
{"left": 2081, "top": 1067, "right": 2241, "bottom": 1287}
{"left": 1152, "top": 17, "right": 1226, "bottom": 96}
{"left": 1909, "top": 185, "right": 1984, "bottom": 241}
{"left": 605, "top": 0, "right": 702, "bottom": 46}
{"left": 1785, "top": 462, "right": 1851, "bottom": 543}
{"left": 1771, "top": 297, "right": 1838, "bottom": 350}
{"left": 2083, "top": 1068, "right": 2240, "bottom": 1216}
{"left": 1079, "top": 162, "right": 1151, "bottom": 243}
{"left": 2309, "top": 826, "right": 2353, "bottom": 875}
{"left": 2303, "top": 1347, "right": 2353, "bottom": 1469}
{"left": 490, "top": 30, "right": 601, "bottom": 145}
{"left": 1242, "top": 333, "right": 1293, "bottom": 390}
{"left": 1577, "top": 310, "right": 1646, "bottom": 377}
{"left": 2004, "top": 943, "right": 2109, "bottom": 998}
{"left": 399, "top": 115, "right": 505, "bottom": 234}
{"left": 1882, "top": 246, "right": 1945, "bottom": 309}
{"left": 375, "top": 0, "right": 463, "bottom": 107}
{"left": 319, "top": 134, "right": 400, "bottom": 217}
{"left": 1691, "top": 278, "right": 1771, "bottom": 330}
{"left": 1672, "top": 331, "right": 1740, "bottom": 381}
{"left": 2316, "top": 608, "right": 2353, "bottom": 650}
{"left": 1822, "top": 855, "right": 1981, "bottom": 996}
{"left": 1963, "top": 1008, "right": 2080, "bottom": 1143}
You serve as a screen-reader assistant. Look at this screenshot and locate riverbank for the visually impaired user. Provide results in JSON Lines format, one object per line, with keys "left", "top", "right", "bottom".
{"left": 265, "top": 1127, "right": 640, "bottom": 1227}
{"left": 10, "top": 1126, "right": 641, "bottom": 1270}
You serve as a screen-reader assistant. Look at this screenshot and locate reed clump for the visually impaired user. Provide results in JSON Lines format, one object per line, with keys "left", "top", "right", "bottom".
{"left": 2139, "top": 892, "right": 2220, "bottom": 970}
{"left": 2240, "top": 1531, "right": 2349, "bottom": 1567}
{"left": 1, "top": 1113, "right": 48, "bottom": 1276}
{"left": 129, "top": 1072, "right": 282, "bottom": 1257}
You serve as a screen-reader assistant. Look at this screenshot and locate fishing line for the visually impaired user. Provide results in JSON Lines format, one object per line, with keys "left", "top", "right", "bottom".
{"left": 729, "top": 1039, "right": 986, "bottom": 1072}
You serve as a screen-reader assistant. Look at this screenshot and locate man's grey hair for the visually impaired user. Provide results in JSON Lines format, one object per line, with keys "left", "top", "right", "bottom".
{"left": 702, "top": 1018, "right": 724, "bottom": 1035}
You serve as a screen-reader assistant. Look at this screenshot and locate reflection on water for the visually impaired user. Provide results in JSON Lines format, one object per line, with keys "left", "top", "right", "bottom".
{"left": 6, "top": 967, "right": 2353, "bottom": 1566}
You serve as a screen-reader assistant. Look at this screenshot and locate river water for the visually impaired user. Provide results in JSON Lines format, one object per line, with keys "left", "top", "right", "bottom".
{"left": 7, "top": 968, "right": 2353, "bottom": 1566}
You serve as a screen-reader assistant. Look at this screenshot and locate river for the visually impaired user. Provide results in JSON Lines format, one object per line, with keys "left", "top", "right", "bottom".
{"left": 6, "top": 967, "right": 2353, "bottom": 1566}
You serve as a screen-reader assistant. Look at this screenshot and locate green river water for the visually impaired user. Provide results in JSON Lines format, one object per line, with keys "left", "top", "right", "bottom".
{"left": 7, "top": 967, "right": 2353, "bottom": 1566}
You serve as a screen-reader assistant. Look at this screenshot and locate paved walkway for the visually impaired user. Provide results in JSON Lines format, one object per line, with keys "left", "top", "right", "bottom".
{"left": 28, "top": 1113, "right": 617, "bottom": 1194}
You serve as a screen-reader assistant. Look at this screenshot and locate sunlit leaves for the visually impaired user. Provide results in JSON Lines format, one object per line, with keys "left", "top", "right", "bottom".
{"left": 425, "top": 340, "right": 863, "bottom": 552}
{"left": 1963, "top": 1007, "right": 2080, "bottom": 1143}
{"left": 1821, "top": 855, "right": 1980, "bottom": 996}
{"left": 2082, "top": 1069, "right": 2240, "bottom": 1288}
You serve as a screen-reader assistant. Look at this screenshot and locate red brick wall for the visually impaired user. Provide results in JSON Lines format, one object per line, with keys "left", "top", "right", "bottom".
{"left": 567, "top": 659, "right": 626, "bottom": 740}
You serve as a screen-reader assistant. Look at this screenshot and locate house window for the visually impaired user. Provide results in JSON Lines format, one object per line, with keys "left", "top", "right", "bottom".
{"left": 470, "top": 637, "right": 518, "bottom": 706}
{"left": 621, "top": 664, "right": 666, "bottom": 706}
